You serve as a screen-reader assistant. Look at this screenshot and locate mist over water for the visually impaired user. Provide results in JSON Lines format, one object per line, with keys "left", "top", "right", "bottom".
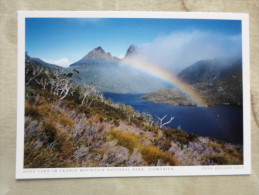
{"left": 133, "top": 31, "right": 242, "bottom": 73}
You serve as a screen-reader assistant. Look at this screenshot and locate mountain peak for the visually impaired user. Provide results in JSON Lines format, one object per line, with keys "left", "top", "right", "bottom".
{"left": 94, "top": 46, "right": 105, "bottom": 53}
{"left": 125, "top": 44, "right": 139, "bottom": 58}
{"left": 70, "top": 47, "right": 115, "bottom": 67}
{"left": 83, "top": 46, "right": 112, "bottom": 60}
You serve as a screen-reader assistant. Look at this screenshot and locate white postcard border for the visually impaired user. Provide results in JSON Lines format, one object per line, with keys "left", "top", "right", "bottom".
{"left": 16, "top": 11, "right": 251, "bottom": 179}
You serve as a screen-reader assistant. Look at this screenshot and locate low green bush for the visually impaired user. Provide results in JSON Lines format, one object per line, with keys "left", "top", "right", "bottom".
{"left": 164, "top": 128, "right": 198, "bottom": 145}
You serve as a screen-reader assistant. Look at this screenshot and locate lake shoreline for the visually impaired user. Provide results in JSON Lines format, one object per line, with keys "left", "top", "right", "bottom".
{"left": 104, "top": 92, "right": 243, "bottom": 145}
{"left": 142, "top": 96, "right": 243, "bottom": 107}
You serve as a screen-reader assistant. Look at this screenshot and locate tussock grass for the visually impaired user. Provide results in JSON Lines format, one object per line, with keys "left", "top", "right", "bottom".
{"left": 24, "top": 139, "right": 62, "bottom": 168}
{"left": 108, "top": 130, "right": 139, "bottom": 152}
{"left": 59, "top": 116, "right": 75, "bottom": 127}
{"left": 203, "top": 153, "right": 242, "bottom": 165}
{"left": 206, "top": 141, "right": 243, "bottom": 165}
{"left": 25, "top": 103, "right": 41, "bottom": 119}
{"left": 139, "top": 145, "right": 178, "bottom": 166}
{"left": 109, "top": 129, "right": 178, "bottom": 165}
{"left": 40, "top": 122, "right": 74, "bottom": 159}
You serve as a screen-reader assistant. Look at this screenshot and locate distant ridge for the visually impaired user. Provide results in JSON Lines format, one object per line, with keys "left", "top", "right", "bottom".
{"left": 26, "top": 53, "right": 63, "bottom": 69}
{"left": 143, "top": 57, "right": 243, "bottom": 106}
{"left": 178, "top": 58, "right": 242, "bottom": 84}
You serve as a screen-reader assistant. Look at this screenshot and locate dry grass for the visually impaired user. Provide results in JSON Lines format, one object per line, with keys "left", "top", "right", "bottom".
{"left": 109, "top": 129, "right": 178, "bottom": 165}
{"left": 59, "top": 116, "right": 75, "bottom": 127}
{"left": 25, "top": 103, "right": 41, "bottom": 119}
{"left": 24, "top": 139, "right": 63, "bottom": 168}
{"left": 139, "top": 145, "right": 178, "bottom": 166}
{"left": 108, "top": 129, "right": 139, "bottom": 152}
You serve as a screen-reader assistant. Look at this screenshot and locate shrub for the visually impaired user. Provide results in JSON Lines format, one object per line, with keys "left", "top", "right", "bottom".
{"left": 55, "top": 133, "right": 74, "bottom": 159}
{"left": 204, "top": 154, "right": 229, "bottom": 165}
{"left": 164, "top": 129, "right": 188, "bottom": 144}
{"left": 187, "top": 133, "right": 198, "bottom": 142}
{"left": 25, "top": 87, "right": 35, "bottom": 97}
{"left": 113, "top": 119, "right": 120, "bottom": 126}
{"left": 37, "top": 103, "right": 52, "bottom": 118}
{"left": 209, "top": 142, "right": 223, "bottom": 153}
{"left": 204, "top": 153, "right": 242, "bottom": 165}
{"left": 25, "top": 103, "right": 41, "bottom": 119}
{"left": 144, "top": 126, "right": 159, "bottom": 133}
{"left": 154, "top": 138, "right": 171, "bottom": 152}
{"left": 42, "top": 122, "right": 57, "bottom": 143}
{"left": 164, "top": 129, "right": 198, "bottom": 145}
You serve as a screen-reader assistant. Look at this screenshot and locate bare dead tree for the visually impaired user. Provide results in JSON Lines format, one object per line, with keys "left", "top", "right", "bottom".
{"left": 87, "top": 90, "right": 104, "bottom": 107}
{"left": 80, "top": 85, "right": 96, "bottom": 105}
{"left": 142, "top": 112, "right": 154, "bottom": 126}
{"left": 79, "top": 85, "right": 104, "bottom": 107}
{"left": 26, "top": 64, "right": 44, "bottom": 85}
{"left": 44, "top": 69, "right": 75, "bottom": 100}
{"left": 36, "top": 77, "right": 49, "bottom": 90}
{"left": 157, "top": 115, "right": 174, "bottom": 128}
{"left": 59, "top": 79, "right": 74, "bottom": 100}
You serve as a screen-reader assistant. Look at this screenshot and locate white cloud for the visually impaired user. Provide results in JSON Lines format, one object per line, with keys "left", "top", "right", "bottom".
{"left": 43, "top": 58, "right": 71, "bottom": 68}
{"left": 138, "top": 31, "right": 241, "bottom": 73}
{"left": 117, "top": 53, "right": 126, "bottom": 59}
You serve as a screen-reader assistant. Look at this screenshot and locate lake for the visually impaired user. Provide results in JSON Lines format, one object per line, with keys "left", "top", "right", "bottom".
{"left": 104, "top": 92, "right": 243, "bottom": 144}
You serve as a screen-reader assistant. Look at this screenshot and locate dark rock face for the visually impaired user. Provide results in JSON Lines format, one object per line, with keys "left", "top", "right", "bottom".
{"left": 70, "top": 47, "right": 115, "bottom": 67}
{"left": 83, "top": 47, "right": 112, "bottom": 60}
{"left": 125, "top": 45, "right": 139, "bottom": 58}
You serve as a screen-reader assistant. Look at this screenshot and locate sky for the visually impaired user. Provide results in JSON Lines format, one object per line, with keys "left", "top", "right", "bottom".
{"left": 26, "top": 18, "right": 242, "bottom": 69}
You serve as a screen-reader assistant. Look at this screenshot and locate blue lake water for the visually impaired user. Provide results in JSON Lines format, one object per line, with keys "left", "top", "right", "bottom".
{"left": 104, "top": 93, "right": 243, "bottom": 144}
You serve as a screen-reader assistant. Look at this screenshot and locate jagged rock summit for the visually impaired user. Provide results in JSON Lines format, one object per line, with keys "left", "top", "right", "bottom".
{"left": 125, "top": 44, "right": 139, "bottom": 58}
{"left": 67, "top": 44, "right": 170, "bottom": 93}
{"left": 70, "top": 47, "right": 114, "bottom": 67}
{"left": 84, "top": 46, "right": 112, "bottom": 60}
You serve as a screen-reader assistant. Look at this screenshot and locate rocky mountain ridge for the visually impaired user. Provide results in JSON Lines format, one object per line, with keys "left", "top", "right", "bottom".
{"left": 67, "top": 46, "right": 170, "bottom": 93}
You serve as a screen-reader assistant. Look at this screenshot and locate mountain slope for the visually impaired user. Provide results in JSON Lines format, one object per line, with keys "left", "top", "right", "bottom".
{"left": 70, "top": 47, "right": 119, "bottom": 67}
{"left": 68, "top": 46, "right": 170, "bottom": 93}
{"left": 178, "top": 58, "right": 242, "bottom": 84}
{"left": 144, "top": 58, "right": 243, "bottom": 106}
{"left": 179, "top": 58, "right": 242, "bottom": 105}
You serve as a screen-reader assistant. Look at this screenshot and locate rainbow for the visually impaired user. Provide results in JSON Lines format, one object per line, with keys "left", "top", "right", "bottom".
{"left": 123, "top": 57, "right": 207, "bottom": 106}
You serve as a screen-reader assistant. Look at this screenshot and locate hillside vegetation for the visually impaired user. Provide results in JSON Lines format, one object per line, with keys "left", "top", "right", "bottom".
{"left": 144, "top": 58, "right": 242, "bottom": 106}
{"left": 24, "top": 59, "right": 243, "bottom": 168}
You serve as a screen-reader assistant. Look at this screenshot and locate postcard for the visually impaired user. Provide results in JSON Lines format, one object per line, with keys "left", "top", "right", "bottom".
{"left": 16, "top": 11, "right": 250, "bottom": 179}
